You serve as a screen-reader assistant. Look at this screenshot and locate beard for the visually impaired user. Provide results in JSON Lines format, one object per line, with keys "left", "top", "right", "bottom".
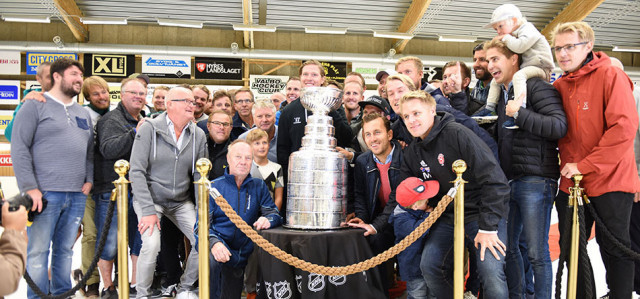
{"left": 475, "top": 68, "right": 492, "bottom": 81}
{"left": 60, "top": 78, "right": 81, "bottom": 98}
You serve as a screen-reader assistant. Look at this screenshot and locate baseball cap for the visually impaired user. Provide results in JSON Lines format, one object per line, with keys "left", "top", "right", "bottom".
{"left": 396, "top": 177, "right": 440, "bottom": 208}
{"left": 129, "top": 73, "right": 150, "bottom": 85}
{"left": 358, "top": 95, "right": 392, "bottom": 116}
{"left": 483, "top": 4, "right": 522, "bottom": 29}
{"left": 376, "top": 69, "right": 397, "bottom": 82}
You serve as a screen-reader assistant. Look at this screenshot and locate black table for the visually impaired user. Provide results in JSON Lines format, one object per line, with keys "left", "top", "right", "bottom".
{"left": 256, "top": 227, "right": 387, "bottom": 299}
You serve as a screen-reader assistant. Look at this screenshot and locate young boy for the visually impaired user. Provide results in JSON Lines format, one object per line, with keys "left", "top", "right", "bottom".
{"left": 476, "top": 3, "right": 554, "bottom": 129}
{"left": 243, "top": 129, "right": 284, "bottom": 299}
{"left": 389, "top": 177, "right": 439, "bottom": 299}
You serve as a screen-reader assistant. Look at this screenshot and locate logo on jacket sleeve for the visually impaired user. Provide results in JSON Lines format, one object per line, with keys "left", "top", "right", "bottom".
{"left": 293, "top": 117, "right": 301, "bottom": 124}
{"left": 583, "top": 101, "right": 589, "bottom": 110}
{"left": 438, "top": 153, "right": 445, "bottom": 166}
{"left": 419, "top": 160, "right": 432, "bottom": 180}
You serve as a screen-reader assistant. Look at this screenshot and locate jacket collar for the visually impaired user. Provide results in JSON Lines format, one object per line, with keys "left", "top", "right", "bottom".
{"left": 365, "top": 139, "right": 403, "bottom": 171}
{"left": 222, "top": 168, "right": 253, "bottom": 188}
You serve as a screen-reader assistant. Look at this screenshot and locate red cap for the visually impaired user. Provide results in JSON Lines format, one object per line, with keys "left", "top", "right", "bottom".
{"left": 396, "top": 177, "right": 440, "bottom": 207}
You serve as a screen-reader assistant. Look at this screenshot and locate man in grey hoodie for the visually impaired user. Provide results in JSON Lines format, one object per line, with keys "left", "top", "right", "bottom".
{"left": 130, "top": 86, "right": 208, "bottom": 298}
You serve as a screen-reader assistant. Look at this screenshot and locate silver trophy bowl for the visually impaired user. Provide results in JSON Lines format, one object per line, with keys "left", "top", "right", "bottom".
{"left": 285, "top": 87, "right": 348, "bottom": 229}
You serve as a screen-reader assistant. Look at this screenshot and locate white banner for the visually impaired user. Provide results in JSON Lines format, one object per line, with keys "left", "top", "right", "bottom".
{"left": 0, "top": 80, "right": 20, "bottom": 104}
{"left": 249, "top": 75, "right": 288, "bottom": 98}
{"left": 141, "top": 55, "right": 191, "bottom": 78}
{"left": 351, "top": 63, "right": 395, "bottom": 85}
{"left": 0, "top": 51, "right": 21, "bottom": 75}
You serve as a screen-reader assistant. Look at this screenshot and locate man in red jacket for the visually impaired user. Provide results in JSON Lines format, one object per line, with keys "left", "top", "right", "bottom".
{"left": 552, "top": 21, "right": 640, "bottom": 299}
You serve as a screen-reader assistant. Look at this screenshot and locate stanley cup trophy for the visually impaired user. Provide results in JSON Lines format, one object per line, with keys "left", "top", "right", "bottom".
{"left": 285, "top": 87, "right": 348, "bottom": 229}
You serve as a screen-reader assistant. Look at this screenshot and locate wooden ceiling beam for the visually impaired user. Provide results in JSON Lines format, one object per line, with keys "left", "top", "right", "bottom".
{"left": 393, "top": 0, "right": 432, "bottom": 54}
{"left": 242, "top": 0, "right": 255, "bottom": 49}
{"left": 262, "top": 61, "right": 291, "bottom": 75}
{"left": 541, "top": 0, "right": 605, "bottom": 41}
{"left": 53, "top": 0, "right": 89, "bottom": 42}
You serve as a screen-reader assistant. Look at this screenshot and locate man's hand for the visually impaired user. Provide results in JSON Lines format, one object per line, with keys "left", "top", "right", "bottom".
{"left": 23, "top": 91, "right": 46, "bottom": 103}
{"left": 335, "top": 147, "right": 354, "bottom": 161}
{"left": 138, "top": 214, "right": 160, "bottom": 236}
{"left": 493, "top": 34, "right": 506, "bottom": 41}
{"left": 634, "top": 192, "right": 640, "bottom": 203}
{"left": 26, "top": 189, "right": 43, "bottom": 212}
{"left": 444, "top": 62, "right": 463, "bottom": 94}
{"left": 136, "top": 118, "right": 146, "bottom": 132}
{"left": 211, "top": 242, "right": 231, "bottom": 263}
{"left": 560, "top": 163, "right": 581, "bottom": 179}
{"left": 347, "top": 222, "right": 377, "bottom": 236}
{"left": 81, "top": 182, "right": 92, "bottom": 195}
{"left": 253, "top": 216, "right": 271, "bottom": 230}
{"left": 506, "top": 92, "right": 525, "bottom": 117}
{"left": 474, "top": 232, "right": 506, "bottom": 261}
{"left": 2, "top": 202, "right": 28, "bottom": 234}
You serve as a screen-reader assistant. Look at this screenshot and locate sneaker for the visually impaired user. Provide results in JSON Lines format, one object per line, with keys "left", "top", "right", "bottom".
{"left": 502, "top": 117, "right": 519, "bottom": 129}
{"left": 175, "top": 290, "right": 198, "bottom": 299}
{"left": 473, "top": 108, "right": 495, "bottom": 117}
{"left": 86, "top": 283, "right": 100, "bottom": 298}
{"left": 129, "top": 284, "right": 138, "bottom": 297}
{"left": 463, "top": 290, "right": 478, "bottom": 299}
{"left": 101, "top": 285, "right": 118, "bottom": 299}
{"left": 161, "top": 283, "right": 178, "bottom": 298}
{"left": 599, "top": 292, "right": 610, "bottom": 299}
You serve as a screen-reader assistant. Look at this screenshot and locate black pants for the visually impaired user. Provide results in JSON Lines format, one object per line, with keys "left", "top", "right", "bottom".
{"left": 556, "top": 191, "right": 634, "bottom": 299}
{"left": 160, "top": 216, "right": 185, "bottom": 286}
{"left": 630, "top": 201, "right": 640, "bottom": 294}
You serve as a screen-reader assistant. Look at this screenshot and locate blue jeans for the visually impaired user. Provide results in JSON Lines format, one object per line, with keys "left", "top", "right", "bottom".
{"left": 94, "top": 191, "right": 142, "bottom": 260}
{"left": 26, "top": 191, "right": 86, "bottom": 299}
{"left": 506, "top": 176, "right": 556, "bottom": 299}
{"left": 420, "top": 219, "right": 508, "bottom": 299}
{"left": 210, "top": 254, "right": 244, "bottom": 299}
{"left": 407, "top": 277, "right": 434, "bottom": 299}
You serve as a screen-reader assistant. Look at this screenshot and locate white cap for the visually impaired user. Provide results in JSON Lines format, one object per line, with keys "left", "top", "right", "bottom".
{"left": 483, "top": 4, "right": 522, "bottom": 29}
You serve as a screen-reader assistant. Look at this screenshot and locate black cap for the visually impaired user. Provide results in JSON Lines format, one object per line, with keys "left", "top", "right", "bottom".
{"left": 358, "top": 95, "right": 392, "bottom": 116}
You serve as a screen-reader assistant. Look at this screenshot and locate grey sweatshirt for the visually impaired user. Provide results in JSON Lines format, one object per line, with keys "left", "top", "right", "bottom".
{"left": 11, "top": 93, "right": 94, "bottom": 193}
{"left": 129, "top": 113, "right": 208, "bottom": 216}
{"left": 502, "top": 22, "right": 555, "bottom": 74}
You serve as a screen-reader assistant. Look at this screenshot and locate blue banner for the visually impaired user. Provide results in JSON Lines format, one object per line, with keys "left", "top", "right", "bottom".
{"left": 26, "top": 52, "right": 78, "bottom": 75}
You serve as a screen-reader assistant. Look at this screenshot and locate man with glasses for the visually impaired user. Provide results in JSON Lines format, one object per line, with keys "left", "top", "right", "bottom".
{"left": 207, "top": 110, "right": 234, "bottom": 180}
{"left": 552, "top": 22, "right": 640, "bottom": 299}
{"left": 92, "top": 78, "right": 147, "bottom": 298}
{"left": 238, "top": 101, "right": 278, "bottom": 162}
{"left": 232, "top": 88, "right": 255, "bottom": 140}
{"left": 130, "top": 86, "right": 208, "bottom": 299}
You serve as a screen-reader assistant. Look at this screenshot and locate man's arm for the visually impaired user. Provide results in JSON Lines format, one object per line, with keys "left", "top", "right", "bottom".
{"left": 352, "top": 156, "right": 369, "bottom": 222}
{"left": 515, "top": 80, "right": 567, "bottom": 140}
{"left": 276, "top": 108, "right": 292, "bottom": 177}
{"left": 10, "top": 101, "right": 40, "bottom": 192}
{"left": 330, "top": 106, "right": 355, "bottom": 148}
{"left": 0, "top": 204, "right": 28, "bottom": 297}
{"left": 98, "top": 116, "right": 138, "bottom": 160}
{"left": 257, "top": 181, "right": 283, "bottom": 229}
{"left": 501, "top": 23, "right": 541, "bottom": 54}
{"left": 84, "top": 109, "right": 94, "bottom": 188}
{"left": 129, "top": 121, "right": 157, "bottom": 217}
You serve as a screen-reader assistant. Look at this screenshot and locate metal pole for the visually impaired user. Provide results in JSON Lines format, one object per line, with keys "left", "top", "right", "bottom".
{"left": 567, "top": 174, "right": 583, "bottom": 299}
{"left": 451, "top": 160, "right": 467, "bottom": 299}
{"left": 113, "top": 160, "right": 130, "bottom": 299}
{"left": 195, "top": 158, "right": 212, "bottom": 299}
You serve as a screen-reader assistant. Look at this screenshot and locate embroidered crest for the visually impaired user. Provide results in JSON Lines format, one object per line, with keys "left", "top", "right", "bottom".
{"left": 308, "top": 273, "right": 325, "bottom": 292}
{"left": 295, "top": 275, "right": 303, "bottom": 293}
{"left": 328, "top": 275, "right": 346, "bottom": 286}
{"left": 438, "top": 153, "right": 445, "bottom": 166}
{"left": 265, "top": 281, "right": 273, "bottom": 299}
{"left": 583, "top": 101, "right": 589, "bottom": 110}
{"left": 419, "top": 160, "right": 432, "bottom": 180}
{"left": 273, "top": 281, "right": 292, "bottom": 299}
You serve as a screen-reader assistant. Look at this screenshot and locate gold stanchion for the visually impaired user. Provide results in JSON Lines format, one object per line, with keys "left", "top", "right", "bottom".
{"left": 195, "top": 158, "right": 212, "bottom": 299}
{"left": 567, "top": 174, "right": 585, "bottom": 299}
{"left": 452, "top": 160, "right": 467, "bottom": 299}
{"left": 113, "top": 160, "right": 130, "bottom": 299}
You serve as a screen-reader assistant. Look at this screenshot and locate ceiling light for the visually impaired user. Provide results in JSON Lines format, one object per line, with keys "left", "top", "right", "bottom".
{"left": 373, "top": 31, "right": 413, "bottom": 40}
{"left": 81, "top": 17, "right": 127, "bottom": 25}
{"left": 612, "top": 46, "right": 640, "bottom": 53}
{"left": 305, "top": 27, "right": 347, "bottom": 34}
{"left": 157, "top": 18, "right": 203, "bottom": 29}
{"left": 1, "top": 14, "right": 50, "bottom": 23}
{"left": 438, "top": 35, "right": 477, "bottom": 43}
{"left": 232, "top": 24, "right": 277, "bottom": 32}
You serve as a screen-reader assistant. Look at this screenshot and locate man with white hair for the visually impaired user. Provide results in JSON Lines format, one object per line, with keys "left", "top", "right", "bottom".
{"left": 238, "top": 100, "right": 278, "bottom": 162}
{"left": 130, "top": 86, "right": 208, "bottom": 298}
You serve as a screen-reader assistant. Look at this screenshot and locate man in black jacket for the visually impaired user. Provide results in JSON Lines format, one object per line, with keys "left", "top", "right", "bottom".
{"left": 208, "top": 110, "right": 233, "bottom": 180}
{"left": 397, "top": 90, "right": 510, "bottom": 298}
{"left": 485, "top": 39, "right": 567, "bottom": 299}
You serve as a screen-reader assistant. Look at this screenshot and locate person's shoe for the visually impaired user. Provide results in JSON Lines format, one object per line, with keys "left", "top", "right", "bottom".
{"left": 86, "top": 283, "right": 100, "bottom": 298}
{"left": 161, "top": 283, "right": 178, "bottom": 298}
{"left": 129, "top": 284, "right": 138, "bottom": 297}
{"left": 101, "top": 285, "right": 118, "bottom": 299}
{"left": 599, "top": 292, "right": 610, "bottom": 299}
{"left": 175, "top": 290, "right": 198, "bottom": 299}
{"left": 502, "top": 117, "right": 519, "bottom": 129}
{"left": 473, "top": 108, "right": 496, "bottom": 117}
{"left": 463, "top": 290, "right": 478, "bottom": 299}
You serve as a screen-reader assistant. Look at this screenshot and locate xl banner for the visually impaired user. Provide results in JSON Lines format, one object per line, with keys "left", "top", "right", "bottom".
{"left": 85, "top": 54, "right": 135, "bottom": 78}
{"left": 0, "top": 51, "right": 21, "bottom": 75}
{"left": 250, "top": 75, "right": 288, "bottom": 98}
{"left": 142, "top": 55, "right": 191, "bottom": 78}
{"left": 26, "top": 52, "right": 77, "bottom": 75}
{"left": 321, "top": 61, "right": 347, "bottom": 83}
{"left": 194, "top": 57, "right": 242, "bottom": 80}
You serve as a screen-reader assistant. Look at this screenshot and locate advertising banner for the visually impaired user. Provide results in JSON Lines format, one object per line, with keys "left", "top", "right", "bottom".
{"left": 0, "top": 51, "right": 21, "bottom": 75}
{"left": 26, "top": 52, "right": 77, "bottom": 75}
{"left": 194, "top": 57, "right": 242, "bottom": 80}
{"left": 250, "top": 75, "right": 288, "bottom": 98}
{"left": 142, "top": 55, "right": 191, "bottom": 78}
{"left": 0, "top": 80, "right": 20, "bottom": 104}
{"left": 85, "top": 53, "right": 135, "bottom": 78}
{"left": 321, "top": 61, "right": 347, "bottom": 83}
{"left": 351, "top": 63, "right": 395, "bottom": 85}
{"left": 0, "top": 110, "right": 13, "bottom": 136}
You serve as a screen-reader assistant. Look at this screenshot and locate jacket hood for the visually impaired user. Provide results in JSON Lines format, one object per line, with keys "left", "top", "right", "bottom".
{"left": 146, "top": 113, "right": 198, "bottom": 174}
{"left": 419, "top": 112, "right": 455, "bottom": 146}
{"left": 563, "top": 51, "right": 610, "bottom": 80}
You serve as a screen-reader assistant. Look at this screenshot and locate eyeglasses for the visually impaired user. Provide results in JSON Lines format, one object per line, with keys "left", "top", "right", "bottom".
{"left": 235, "top": 99, "right": 253, "bottom": 104}
{"left": 553, "top": 42, "right": 588, "bottom": 53}
{"left": 124, "top": 90, "right": 146, "bottom": 97}
{"left": 171, "top": 99, "right": 196, "bottom": 106}
{"left": 209, "top": 121, "right": 231, "bottom": 127}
